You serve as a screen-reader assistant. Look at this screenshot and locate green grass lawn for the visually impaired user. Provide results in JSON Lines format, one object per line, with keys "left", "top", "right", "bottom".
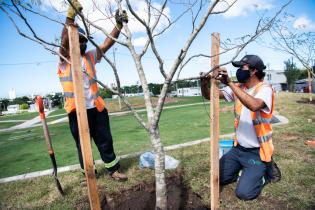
{"left": 0, "top": 92, "right": 314, "bottom": 209}
{"left": 0, "top": 112, "right": 38, "bottom": 121}
{"left": 0, "top": 100, "right": 233, "bottom": 178}
{"left": 0, "top": 122, "right": 24, "bottom": 129}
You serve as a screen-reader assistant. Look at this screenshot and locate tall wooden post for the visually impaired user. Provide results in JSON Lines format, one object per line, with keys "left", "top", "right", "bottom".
{"left": 68, "top": 25, "right": 101, "bottom": 210}
{"left": 210, "top": 32, "right": 220, "bottom": 210}
{"left": 308, "top": 70, "right": 312, "bottom": 102}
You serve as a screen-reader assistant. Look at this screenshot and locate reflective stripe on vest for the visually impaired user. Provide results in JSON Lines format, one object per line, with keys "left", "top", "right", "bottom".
{"left": 58, "top": 52, "right": 105, "bottom": 113}
{"left": 233, "top": 82, "right": 274, "bottom": 162}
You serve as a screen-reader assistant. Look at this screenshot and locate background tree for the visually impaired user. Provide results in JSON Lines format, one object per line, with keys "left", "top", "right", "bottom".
{"left": 284, "top": 58, "right": 300, "bottom": 91}
{"left": 99, "top": 87, "right": 114, "bottom": 98}
{"left": 148, "top": 83, "right": 163, "bottom": 96}
{"left": 11, "top": 96, "right": 31, "bottom": 105}
{"left": 298, "top": 69, "right": 309, "bottom": 80}
{"left": 0, "top": 0, "right": 292, "bottom": 208}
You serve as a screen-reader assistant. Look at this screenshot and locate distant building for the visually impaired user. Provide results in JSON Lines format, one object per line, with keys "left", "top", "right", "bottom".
{"left": 113, "top": 92, "right": 153, "bottom": 98}
{"left": 295, "top": 78, "right": 315, "bottom": 93}
{"left": 177, "top": 87, "right": 201, "bottom": 97}
{"left": 3, "top": 104, "right": 20, "bottom": 114}
{"left": 264, "top": 70, "right": 287, "bottom": 92}
{"left": 9, "top": 88, "right": 16, "bottom": 100}
{"left": 28, "top": 104, "right": 37, "bottom": 112}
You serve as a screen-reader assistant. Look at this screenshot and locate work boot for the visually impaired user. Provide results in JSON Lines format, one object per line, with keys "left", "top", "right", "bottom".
{"left": 271, "top": 159, "right": 281, "bottom": 183}
{"left": 110, "top": 170, "right": 128, "bottom": 182}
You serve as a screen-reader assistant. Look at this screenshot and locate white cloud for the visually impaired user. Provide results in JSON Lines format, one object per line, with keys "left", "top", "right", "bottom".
{"left": 133, "top": 36, "right": 147, "bottom": 47}
{"left": 293, "top": 15, "right": 315, "bottom": 31}
{"left": 214, "top": 0, "right": 272, "bottom": 18}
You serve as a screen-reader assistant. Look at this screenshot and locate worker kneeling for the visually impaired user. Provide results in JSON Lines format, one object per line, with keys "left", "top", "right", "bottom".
{"left": 201, "top": 55, "right": 281, "bottom": 200}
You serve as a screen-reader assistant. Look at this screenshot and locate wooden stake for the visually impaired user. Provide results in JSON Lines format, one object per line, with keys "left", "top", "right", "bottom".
{"left": 210, "top": 32, "right": 220, "bottom": 210}
{"left": 308, "top": 70, "right": 312, "bottom": 102}
{"left": 68, "top": 25, "right": 101, "bottom": 210}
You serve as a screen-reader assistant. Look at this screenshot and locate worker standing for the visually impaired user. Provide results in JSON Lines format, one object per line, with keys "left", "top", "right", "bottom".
{"left": 58, "top": 0, "right": 128, "bottom": 181}
{"left": 201, "top": 55, "right": 281, "bottom": 200}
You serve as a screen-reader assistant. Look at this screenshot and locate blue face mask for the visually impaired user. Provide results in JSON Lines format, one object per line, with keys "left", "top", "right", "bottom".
{"left": 236, "top": 68, "right": 251, "bottom": 83}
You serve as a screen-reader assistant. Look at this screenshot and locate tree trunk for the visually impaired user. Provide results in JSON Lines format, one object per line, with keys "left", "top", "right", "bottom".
{"left": 150, "top": 128, "right": 167, "bottom": 210}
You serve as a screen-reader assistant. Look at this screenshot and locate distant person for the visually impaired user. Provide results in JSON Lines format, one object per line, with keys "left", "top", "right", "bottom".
{"left": 201, "top": 55, "right": 281, "bottom": 200}
{"left": 58, "top": 0, "right": 128, "bottom": 181}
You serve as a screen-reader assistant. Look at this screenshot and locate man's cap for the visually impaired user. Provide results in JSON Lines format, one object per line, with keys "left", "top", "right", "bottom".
{"left": 232, "top": 55, "right": 266, "bottom": 71}
{"left": 78, "top": 27, "right": 93, "bottom": 43}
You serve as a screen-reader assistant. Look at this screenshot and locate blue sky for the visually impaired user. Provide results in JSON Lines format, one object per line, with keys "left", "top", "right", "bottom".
{"left": 0, "top": 0, "right": 315, "bottom": 98}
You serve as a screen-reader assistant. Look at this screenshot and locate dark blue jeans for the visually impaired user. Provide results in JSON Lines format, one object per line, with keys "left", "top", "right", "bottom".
{"left": 220, "top": 145, "right": 267, "bottom": 200}
{"left": 68, "top": 108, "right": 120, "bottom": 173}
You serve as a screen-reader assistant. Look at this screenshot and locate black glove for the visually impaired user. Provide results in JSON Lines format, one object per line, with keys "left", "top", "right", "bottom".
{"left": 115, "top": 10, "right": 128, "bottom": 29}
{"left": 216, "top": 68, "right": 231, "bottom": 85}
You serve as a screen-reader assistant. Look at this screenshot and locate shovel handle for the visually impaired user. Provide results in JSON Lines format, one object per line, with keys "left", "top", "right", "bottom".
{"left": 36, "top": 96, "right": 45, "bottom": 119}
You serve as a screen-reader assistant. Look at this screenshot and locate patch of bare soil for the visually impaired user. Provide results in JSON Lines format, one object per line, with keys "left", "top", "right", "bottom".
{"left": 257, "top": 196, "right": 287, "bottom": 210}
{"left": 275, "top": 132, "right": 301, "bottom": 142}
{"left": 296, "top": 98, "right": 315, "bottom": 105}
{"left": 77, "top": 173, "right": 209, "bottom": 210}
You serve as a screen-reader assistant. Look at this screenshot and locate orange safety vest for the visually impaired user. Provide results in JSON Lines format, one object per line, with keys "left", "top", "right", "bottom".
{"left": 58, "top": 52, "right": 105, "bottom": 113}
{"left": 234, "top": 82, "right": 275, "bottom": 162}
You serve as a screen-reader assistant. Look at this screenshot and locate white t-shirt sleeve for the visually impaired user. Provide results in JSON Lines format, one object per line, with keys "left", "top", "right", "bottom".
{"left": 255, "top": 86, "right": 273, "bottom": 114}
{"left": 86, "top": 48, "right": 101, "bottom": 64}
{"left": 220, "top": 86, "right": 234, "bottom": 102}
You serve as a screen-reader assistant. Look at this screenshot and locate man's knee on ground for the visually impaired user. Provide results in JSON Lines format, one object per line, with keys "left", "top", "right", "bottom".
{"left": 235, "top": 186, "right": 260, "bottom": 200}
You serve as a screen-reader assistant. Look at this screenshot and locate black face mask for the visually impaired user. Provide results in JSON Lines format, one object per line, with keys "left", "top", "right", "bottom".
{"left": 236, "top": 68, "right": 251, "bottom": 83}
{"left": 80, "top": 43, "right": 87, "bottom": 55}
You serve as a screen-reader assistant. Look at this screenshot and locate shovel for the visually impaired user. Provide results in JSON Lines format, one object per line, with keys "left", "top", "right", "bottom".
{"left": 36, "top": 96, "right": 64, "bottom": 195}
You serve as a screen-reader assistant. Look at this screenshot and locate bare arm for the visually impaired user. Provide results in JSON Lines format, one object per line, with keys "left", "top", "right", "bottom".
{"left": 96, "top": 27, "right": 121, "bottom": 61}
{"left": 59, "top": 18, "right": 74, "bottom": 62}
{"left": 227, "top": 82, "right": 266, "bottom": 112}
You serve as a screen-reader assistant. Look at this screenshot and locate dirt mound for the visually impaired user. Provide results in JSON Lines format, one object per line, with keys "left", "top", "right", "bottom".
{"left": 101, "top": 174, "right": 209, "bottom": 210}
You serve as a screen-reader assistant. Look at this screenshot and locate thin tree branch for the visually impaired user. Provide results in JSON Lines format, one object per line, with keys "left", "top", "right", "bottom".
{"left": 10, "top": 0, "right": 60, "bottom": 48}
{"left": 126, "top": 0, "right": 167, "bottom": 79}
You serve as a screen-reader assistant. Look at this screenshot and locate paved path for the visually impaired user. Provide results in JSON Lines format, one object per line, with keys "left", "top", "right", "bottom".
{"left": 0, "top": 102, "right": 210, "bottom": 131}
{"left": 0, "top": 110, "right": 54, "bottom": 132}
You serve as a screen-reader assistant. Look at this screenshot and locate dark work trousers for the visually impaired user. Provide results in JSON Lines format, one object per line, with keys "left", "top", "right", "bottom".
{"left": 220, "top": 145, "right": 267, "bottom": 200}
{"left": 68, "top": 108, "right": 120, "bottom": 173}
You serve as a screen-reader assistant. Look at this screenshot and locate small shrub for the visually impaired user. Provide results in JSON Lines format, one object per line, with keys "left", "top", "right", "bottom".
{"left": 20, "top": 103, "right": 29, "bottom": 110}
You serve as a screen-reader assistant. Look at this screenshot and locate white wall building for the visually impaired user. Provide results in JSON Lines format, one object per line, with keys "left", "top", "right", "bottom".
{"left": 177, "top": 87, "right": 201, "bottom": 97}
{"left": 264, "top": 70, "right": 287, "bottom": 92}
{"left": 3, "top": 104, "right": 20, "bottom": 114}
